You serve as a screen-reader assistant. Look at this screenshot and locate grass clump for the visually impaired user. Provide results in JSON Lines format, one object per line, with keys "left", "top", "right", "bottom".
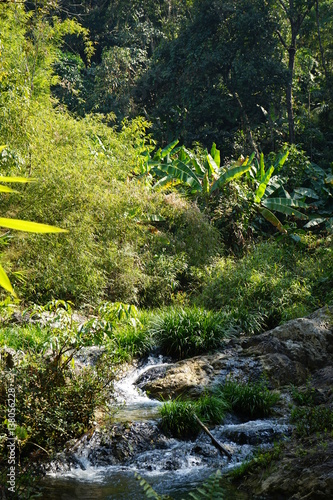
{"left": 160, "top": 400, "right": 199, "bottom": 438}
{"left": 148, "top": 306, "right": 230, "bottom": 360}
{"left": 160, "top": 393, "right": 229, "bottom": 438}
{"left": 217, "top": 380, "right": 280, "bottom": 419}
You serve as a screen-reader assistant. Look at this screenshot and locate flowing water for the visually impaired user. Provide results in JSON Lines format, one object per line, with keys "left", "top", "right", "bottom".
{"left": 41, "top": 355, "right": 290, "bottom": 499}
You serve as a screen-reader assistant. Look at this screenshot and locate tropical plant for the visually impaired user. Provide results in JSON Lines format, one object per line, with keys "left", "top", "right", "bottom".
{"left": 135, "top": 470, "right": 224, "bottom": 499}
{"left": 141, "top": 141, "right": 253, "bottom": 197}
{"left": 249, "top": 151, "right": 309, "bottom": 233}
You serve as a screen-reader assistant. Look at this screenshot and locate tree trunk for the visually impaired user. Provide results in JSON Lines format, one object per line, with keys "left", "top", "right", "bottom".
{"left": 286, "top": 38, "right": 296, "bottom": 144}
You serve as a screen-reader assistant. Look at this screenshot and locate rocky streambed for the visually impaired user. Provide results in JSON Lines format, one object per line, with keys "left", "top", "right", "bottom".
{"left": 42, "top": 306, "right": 333, "bottom": 499}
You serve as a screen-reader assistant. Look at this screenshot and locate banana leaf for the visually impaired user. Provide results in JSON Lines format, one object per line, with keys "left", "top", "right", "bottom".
{"left": 274, "top": 150, "right": 289, "bottom": 170}
{"left": 261, "top": 198, "right": 308, "bottom": 219}
{"left": 254, "top": 166, "right": 275, "bottom": 203}
{"left": 206, "top": 154, "right": 219, "bottom": 177}
{"left": 258, "top": 206, "right": 286, "bottom": 233}
{"left": 153, "top": 161, "right": 202, "bottom": 192}
{"left": 210, "top": 163, "right": 251, "bottom": 193}
{"left": 160, "top": 139, "right": 179, "bottom": 158}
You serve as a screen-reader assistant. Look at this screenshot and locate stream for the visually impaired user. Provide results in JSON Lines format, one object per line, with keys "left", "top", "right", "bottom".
{"left": 41, "top": 355, "right": 291, "bottom": 499}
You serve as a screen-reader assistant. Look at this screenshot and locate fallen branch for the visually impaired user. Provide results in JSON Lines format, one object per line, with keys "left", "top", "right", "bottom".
{"left": 194, "top": 413, "right": 232, "bottom": 460}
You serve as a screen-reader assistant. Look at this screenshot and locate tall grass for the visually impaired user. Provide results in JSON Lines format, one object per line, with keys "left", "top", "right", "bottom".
{"left": 147, "top": 306, "right": 232, "bottom": 359}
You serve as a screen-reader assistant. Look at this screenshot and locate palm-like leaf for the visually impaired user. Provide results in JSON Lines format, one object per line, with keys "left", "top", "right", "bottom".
{"left": 261, "top": 198, "right": 308, "bottom": 219}
{"left": 210, "top": 162, "right": 252, "bottom": 192}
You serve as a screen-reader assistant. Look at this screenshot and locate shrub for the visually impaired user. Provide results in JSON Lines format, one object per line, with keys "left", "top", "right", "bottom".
{"left": 291, "top": 406, "right": 333, "bottom": 436}
{"left": 217, "top": 380, "right": 280, "bottom": 419}
{"left": 199, "top": 238, "right": 333, "bottom": 334}
{"left": 148, "top": 306, "right": 230, "bottom": 360}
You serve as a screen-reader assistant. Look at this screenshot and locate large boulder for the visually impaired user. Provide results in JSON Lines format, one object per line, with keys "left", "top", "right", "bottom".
{"left": 137, "top": 306, "right": 333, "bottom": 398}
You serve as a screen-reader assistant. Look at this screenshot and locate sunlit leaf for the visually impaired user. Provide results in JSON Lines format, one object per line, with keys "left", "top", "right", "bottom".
{"left": 0, "top": 263, "right": 16, "bottom": 297}
{"left": 0, "top": 176, "right": 36, "bottom": 183}
{"left": 0, "top": 218, "right": 68, "bottom": 233}
{"left": 211, "top": 163, "right": 251, "bottom": 192}
{"left": 254, "top": 166, "right": 274, "bottom": 203}
{"left": 258, "top": 207, "right": 286, "bottom": 233}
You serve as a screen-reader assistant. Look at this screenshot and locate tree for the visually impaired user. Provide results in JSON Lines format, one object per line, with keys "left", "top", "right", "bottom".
{"left": 274, "top": 0, "right": 316, "bottom": 143}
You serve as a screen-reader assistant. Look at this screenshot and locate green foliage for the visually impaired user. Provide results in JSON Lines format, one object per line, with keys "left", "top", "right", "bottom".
{"left": 135, "top": 470, "right": 225, "bottom": 500}
{"left": 143, "top": 141, "right": 252, "bottom": 198}
{"left": 217, "top": 380, "right": 280, "bottom": 419}
{"left": 0, "top": 350, "right": 111, "bottom": 454}
{"left": 160, "top": 399, "right": 199, "bottom": 439}
{"left": 291, "top": 406, "right": 333, "bottom": 437}
{"left": 199, "top": 238, "right": 333, "bottom": 333}
{"left": 147, "top": 306, "right": 230, "bottom": 360}
{"left": 229, "top": 442, "right": 284, "bottom": 479}
{"left": 160, "top": 393, "right": 229, "bottom": 438}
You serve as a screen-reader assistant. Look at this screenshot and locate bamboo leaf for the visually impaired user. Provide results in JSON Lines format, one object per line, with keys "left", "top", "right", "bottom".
{"left": 0, "top": 263, "right": 16, "bottom": 297}
{"left": 0, "top": 185, "right": 18, "bottom": 193}
{"left": 0, "top": 218, "right": 68, "bottom": 233}
{"left": 0, "top": 176, "right": 36, "bottom": 183}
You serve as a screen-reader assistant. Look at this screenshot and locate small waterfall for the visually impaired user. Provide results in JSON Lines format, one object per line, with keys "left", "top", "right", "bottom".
{"left": 43, "top": 355, "right": 291, "bottom": 499}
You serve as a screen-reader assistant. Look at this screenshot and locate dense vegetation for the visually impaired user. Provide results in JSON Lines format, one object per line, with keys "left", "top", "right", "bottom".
{"left": 0, "top": 0, "right": 332, "bottom": 497}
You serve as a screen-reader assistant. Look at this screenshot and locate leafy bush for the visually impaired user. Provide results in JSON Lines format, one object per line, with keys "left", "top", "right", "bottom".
{"left": 148, "top": 306, "right": 230, "bottom": 359}
{"left": 291, "top": 406, "right": 333, "bottom": 436}
{"left": 199, "top": 238, "right": 333, "bottom": 333}
{"left": 217, "top": 380, "right": 279, "bottom": 419}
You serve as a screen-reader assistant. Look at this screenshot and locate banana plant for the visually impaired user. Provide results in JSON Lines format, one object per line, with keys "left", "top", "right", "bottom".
{"left": 143, "top": 140, "right": 254, "bottom": 196}
{"left": 252, "top": 151, "right": 309, "bottom": 233}
{"left": 0, "top": 147, "right": 67, "bottom": 296}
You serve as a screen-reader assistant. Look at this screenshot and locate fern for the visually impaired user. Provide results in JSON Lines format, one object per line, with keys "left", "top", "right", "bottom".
{"left": 135, "top": 473, "right": 173, "bottom": 499}
{"left": 185, "top": 471, "right": 224, "bottom": 500}
{"left": 135, "top": 471, "right": 224, "bottom": 500}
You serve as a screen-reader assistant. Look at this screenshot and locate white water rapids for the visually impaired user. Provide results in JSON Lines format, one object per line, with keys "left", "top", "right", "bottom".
{"left": 42, "top": 355, "right": 290, "bottom": 499}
